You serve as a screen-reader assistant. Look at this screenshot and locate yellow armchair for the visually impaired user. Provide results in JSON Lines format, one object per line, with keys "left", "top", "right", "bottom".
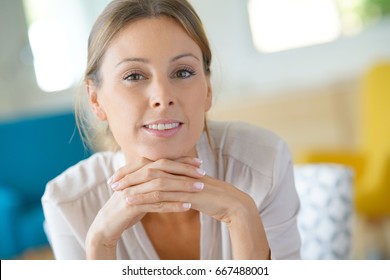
{"left": 298, "top": 62, "right": 390, "bottom": 218}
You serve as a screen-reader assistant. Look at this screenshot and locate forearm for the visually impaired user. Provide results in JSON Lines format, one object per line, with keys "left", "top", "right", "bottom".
{"left": 228, "top": 201, "right": 270, "bottom": 260}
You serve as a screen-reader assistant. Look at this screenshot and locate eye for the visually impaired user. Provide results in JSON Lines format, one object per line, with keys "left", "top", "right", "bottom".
{"left": 174, "top": 67, "right": 196, "bottom": 79}
{"left": 123, "top": 71, "right": 146, "bottom": 81}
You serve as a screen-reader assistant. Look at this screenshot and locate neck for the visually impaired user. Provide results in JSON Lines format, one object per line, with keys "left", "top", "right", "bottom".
{"left": 144, "top": 210, "right": 199, "bottom": 225}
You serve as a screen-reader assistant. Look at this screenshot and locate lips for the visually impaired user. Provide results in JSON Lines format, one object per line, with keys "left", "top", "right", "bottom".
{"left": 143, "top": 120, "right": 183, "bottom": 138}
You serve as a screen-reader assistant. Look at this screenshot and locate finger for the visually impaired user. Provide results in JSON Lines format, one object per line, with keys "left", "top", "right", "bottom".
{"left": 150, "top": 158, "right": 206, "bottom": 178}
{"left": 109, "top": 157, "right": 201, "bottom": 185}
{"left": 107, "top": 157, "right": 151, "bottom": 185}
{"left": 123, "top": 177, "right": 205, "bottom": 196}
{"left": 111, "top": 159, "right": 206, "bottom": 191}
{"left": 126, "top": 190, "right": 196, "bottom": 207}
{"left": 130, "top": 201, "right": 192, "bottom": 213}
{"left": 174, "top": 157, "right": 203, "bottom": 167}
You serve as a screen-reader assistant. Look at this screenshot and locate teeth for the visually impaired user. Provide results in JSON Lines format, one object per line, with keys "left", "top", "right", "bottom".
{"left": 146, "top": 123, "right": 180, "bottom": 130}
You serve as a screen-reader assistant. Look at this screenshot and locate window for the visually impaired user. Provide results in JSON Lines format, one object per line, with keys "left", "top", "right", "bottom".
{"left": 248, "top": 0, "right": 387, "bottom": 53}
{"left": 23, "top": 0, "right": 108, "bottom": 92}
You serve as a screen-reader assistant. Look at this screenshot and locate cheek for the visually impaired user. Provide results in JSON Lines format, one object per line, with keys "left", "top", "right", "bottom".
{"left": 102, "top": 88, "right": 143, "bottom": 120}
{"left": 101, "top": 95, "right": 143, "bottom": 140}
{"left": 186, "top": 81, "right": 210, "bottom": 109}
{"left": 185, "top": 93, "right": 208, "bottom": 132}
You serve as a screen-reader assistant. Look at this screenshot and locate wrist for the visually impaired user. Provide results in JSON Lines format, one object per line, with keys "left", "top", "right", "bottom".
{"left": 85, "top": 229, "right": 117, "bottom": 260}
{"left": 227, "top": 199, "right": 259, "bottom": 232}
{"left": 226, "top": 193, "right": 258, "bottom": 225}
{"left": 227, "top": 197, "right": 270, "bottom": 260}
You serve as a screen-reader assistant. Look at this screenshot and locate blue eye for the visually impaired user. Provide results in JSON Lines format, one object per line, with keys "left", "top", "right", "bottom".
{"left": 175, "top": 68, "right": 196, "bottom": 79}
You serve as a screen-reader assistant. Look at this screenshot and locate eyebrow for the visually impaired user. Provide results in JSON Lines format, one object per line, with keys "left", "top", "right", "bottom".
{"left": 170, "top": 53, "right": 200, "bottom": 62}
{"left": 115, "top": 53, "right": 200, "bottom": 68}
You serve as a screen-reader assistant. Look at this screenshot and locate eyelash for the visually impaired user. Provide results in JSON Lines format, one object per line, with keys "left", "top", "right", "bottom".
{"left": 123, "top": 70, "right": 145, "bottom": 82}
{"left": 172, "top": 67, "right": 197, "bottom": 79}
{"left": 122, "top": 67, "right": 197, "bottom": 82}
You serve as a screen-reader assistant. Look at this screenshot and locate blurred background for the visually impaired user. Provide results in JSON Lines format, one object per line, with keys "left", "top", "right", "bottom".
{"left": 0, "top": 0, "right": 389, "bottom": 259}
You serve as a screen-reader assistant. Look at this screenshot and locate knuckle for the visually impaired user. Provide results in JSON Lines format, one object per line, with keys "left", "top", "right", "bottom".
{"left": 116, "top": 165, "right": 134, "bottom": 179}
{"left": 153, "top": 177, "right": 165, "bottom": 189}
{"left": 123, "top": 173, "right": 131, "bottom": 183}
{"left": 145, "top": 168, "right": 157, "bottom": 178}
{"left": 125, "top": 201, "right": 133, "bottom": 210}
{"left": 186, "top": 165, "right": 195, "bottom": 174}
{"left": 187, "top": 181, "right": 195, "bottom": 191}
{"left": 122, "top": 188, "right": 133, "bottom": 197}
{"left": 152, "top": 191, "right": 161, "bottom": 201}
{"left": 157, "top": 158, "right": 169, "bottom": 166}
{"left": 115, "top": 167, "right": 126, "bottom": 177}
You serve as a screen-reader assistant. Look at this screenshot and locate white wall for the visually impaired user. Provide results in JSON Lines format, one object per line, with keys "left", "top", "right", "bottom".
{"left": 191, "top": 0, "right": 390, "bottom": 99}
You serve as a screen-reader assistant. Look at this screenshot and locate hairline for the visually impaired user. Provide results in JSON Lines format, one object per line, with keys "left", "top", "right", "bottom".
{"left": 87, "top": 14, "right": 210, "bottom": 88}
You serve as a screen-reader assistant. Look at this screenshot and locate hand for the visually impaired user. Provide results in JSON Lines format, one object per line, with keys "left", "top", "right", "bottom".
{"left": 190, "top": 176, "right": 270, "bottom": 259}
{"left": 85, "top": 157, "right": 204, "bottom": 259}
{"left": 121, "top": 165, "right": 270, "bottom": 259}
{"left": 122, "top": 171, "right": 253, "bottom": 224}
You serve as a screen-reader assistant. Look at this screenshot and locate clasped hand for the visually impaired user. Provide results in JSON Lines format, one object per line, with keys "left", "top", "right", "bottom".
{"left": 86, "top": 156, "right": 265, "bottom": 259}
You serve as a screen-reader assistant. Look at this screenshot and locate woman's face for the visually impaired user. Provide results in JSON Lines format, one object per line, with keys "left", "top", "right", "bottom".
{"left": 88, "top": 16, "right": 211, "bottom": 161}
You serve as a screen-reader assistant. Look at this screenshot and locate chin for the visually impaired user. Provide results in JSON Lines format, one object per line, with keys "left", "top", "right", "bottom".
{"left": 140, "top": 146, "right": 193, "bottom": 161}
{"left": 142, "top": 152, "right": 183, "bottom": 161}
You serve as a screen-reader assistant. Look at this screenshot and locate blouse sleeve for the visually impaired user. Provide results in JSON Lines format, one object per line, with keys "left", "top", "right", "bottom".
{"left": 42, "top": 190, "right": 86, "bottom": 260}
{"left": 260, "top": 139, "right": 301, "bottom": 259}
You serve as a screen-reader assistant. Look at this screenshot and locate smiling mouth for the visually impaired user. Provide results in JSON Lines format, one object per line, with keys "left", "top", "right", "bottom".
{"left": 143, "top": 122, "right": 182, "bottom": 130}
{"left": 142, "top": 121, "right": 183, "bottom": 138}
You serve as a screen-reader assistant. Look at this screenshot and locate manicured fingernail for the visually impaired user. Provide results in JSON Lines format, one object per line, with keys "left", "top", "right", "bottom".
{"left": 194, "top": 182, "right": 204, "bottom": 190}
{"left": 111, "top": 181, "right": 119, "bottom": 190}
{"left": 196, "top": 168, "right": 206, "bottom": 176}
{"left": 194, "top": 158, "right": 203, "bottom": 164}
{"left": 107, "top": 176, "right": 113, "bottom": 185}
{"left": 182, "top": 203, "right": 191, "bottom": 209}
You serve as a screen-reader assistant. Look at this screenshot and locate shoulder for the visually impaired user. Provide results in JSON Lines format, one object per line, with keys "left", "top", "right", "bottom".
{"left": 208, "top": 121, "right": 290, "bottom": 175}
{"left": 208, "top": 120, "right": 282, "bottom": 147}
{"left": 42, "top": 151, "right": 125, "bottom": 204}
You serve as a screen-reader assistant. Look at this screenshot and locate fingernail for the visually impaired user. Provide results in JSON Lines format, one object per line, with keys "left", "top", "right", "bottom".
{"left": 194, "top": 158, "right": 203, "bottom": 164}
{"left": 194, "top": 182, "right": 204, "bottom": 190}
{"left": 107, "top": 176, "right": 113, "bottom": 185}
{"left": 126, "top": 196, "right": 135, "bottom": 204}
{"left": 182, "top": 202, "right": 191, "bottom": 209}
{"left": 196, "top": 168, "right": 206, "bottom": 176}
{"left": 111, "top": 181, "right": 119, "bottom": 190}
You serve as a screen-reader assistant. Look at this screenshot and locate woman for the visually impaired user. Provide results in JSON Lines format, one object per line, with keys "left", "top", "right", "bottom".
{"left": 42, "top": 0, "right": 301, "bottom": 260}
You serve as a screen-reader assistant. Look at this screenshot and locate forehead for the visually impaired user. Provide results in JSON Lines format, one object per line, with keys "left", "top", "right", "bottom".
{"left": 103, "top": 16, "right": 202, "bottom": 65}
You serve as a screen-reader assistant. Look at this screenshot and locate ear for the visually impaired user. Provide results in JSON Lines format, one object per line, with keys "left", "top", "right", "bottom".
{"left": 204, "top": 76, "right": 212, "bottom": 112}
{"left": 86, "top": 80, "right": 107, "bottom": 121}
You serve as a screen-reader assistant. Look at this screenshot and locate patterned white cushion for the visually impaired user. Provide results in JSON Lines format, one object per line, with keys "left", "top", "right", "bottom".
{"left": 294, "top": 164, "right": 354, "bottom": 259}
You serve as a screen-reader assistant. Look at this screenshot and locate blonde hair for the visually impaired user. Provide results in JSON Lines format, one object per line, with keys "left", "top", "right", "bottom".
{"left": 75, "top": 0, "right": 212, "bottom": 152}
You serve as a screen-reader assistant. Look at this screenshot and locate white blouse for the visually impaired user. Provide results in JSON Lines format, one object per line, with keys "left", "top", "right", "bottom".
{"left": 42, "top": 121, "right": 301, "bottom": 259}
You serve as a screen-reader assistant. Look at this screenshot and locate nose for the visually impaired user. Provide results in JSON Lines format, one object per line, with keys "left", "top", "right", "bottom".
{"left": 152, "top": 99, "right": 174, "bottom": 108}
{"left": 150, "top": 77, "right": 175, "bottom": 109}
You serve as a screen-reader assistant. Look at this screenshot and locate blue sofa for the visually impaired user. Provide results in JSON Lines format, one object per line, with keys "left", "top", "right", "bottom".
{"left": 0, "top": 111, "right": 92, "bottom": 259}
